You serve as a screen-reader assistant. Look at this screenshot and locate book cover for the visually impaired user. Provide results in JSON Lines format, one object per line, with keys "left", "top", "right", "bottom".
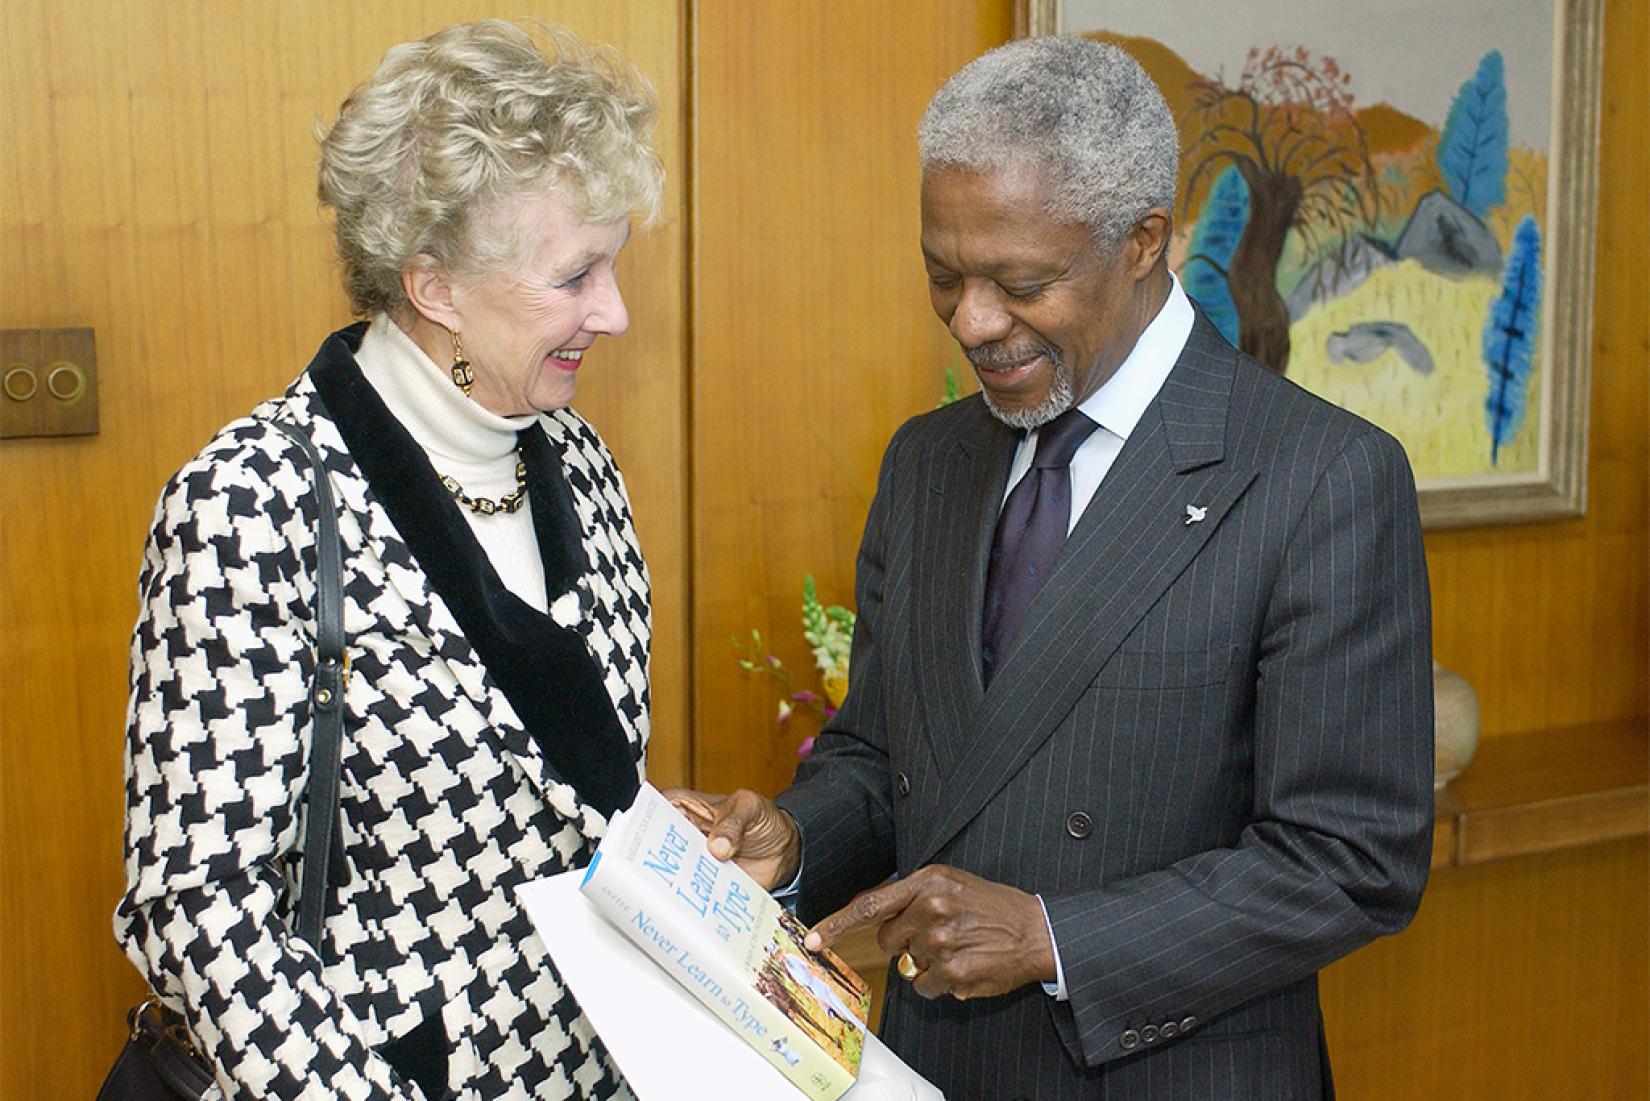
{"left": 581, "top": 783, "right": 871, "bottom": 1101}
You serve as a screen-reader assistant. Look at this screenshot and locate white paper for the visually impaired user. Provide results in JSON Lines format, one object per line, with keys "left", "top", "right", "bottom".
{"left": 516, "top": 871, "right": 945, "bottom": 1101}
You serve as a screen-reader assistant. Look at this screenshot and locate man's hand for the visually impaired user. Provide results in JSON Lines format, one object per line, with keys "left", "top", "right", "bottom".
{"left": 803, "top": 865, "right": 1055, "bottom": 1001}
{"left": 663, "top": 788, "right": 802, "bottom": 891}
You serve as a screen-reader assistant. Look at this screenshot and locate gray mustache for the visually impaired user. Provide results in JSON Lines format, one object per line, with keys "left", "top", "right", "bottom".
{"left": 967, "top": 344, "right": 1055, "bottom": 368}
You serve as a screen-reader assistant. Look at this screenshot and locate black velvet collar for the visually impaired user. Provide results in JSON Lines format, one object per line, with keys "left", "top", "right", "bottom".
{"left": 305, "top": 324, "right": 639, "bottom": 818}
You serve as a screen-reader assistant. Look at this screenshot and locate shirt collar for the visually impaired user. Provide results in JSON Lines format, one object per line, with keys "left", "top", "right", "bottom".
{"left": 354, "top": 312, "right": 538, "bottom": 464}
{"left": 1076, "top": 272, "right": 1194, "bottom": 443}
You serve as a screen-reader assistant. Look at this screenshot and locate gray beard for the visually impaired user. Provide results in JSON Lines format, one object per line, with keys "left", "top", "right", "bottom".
{"left": 978, "top": 348, "right": 1075, "bottom": 430}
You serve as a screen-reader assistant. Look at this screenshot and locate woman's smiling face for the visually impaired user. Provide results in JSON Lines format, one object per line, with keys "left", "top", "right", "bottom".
{"left": 447, "top": 191, "right": 632, "bottom": 416}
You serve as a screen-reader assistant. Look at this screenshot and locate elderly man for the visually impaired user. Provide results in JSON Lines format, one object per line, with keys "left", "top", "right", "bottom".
{"left": 685, "top": 35, "right": 1433, "bottom": 1099}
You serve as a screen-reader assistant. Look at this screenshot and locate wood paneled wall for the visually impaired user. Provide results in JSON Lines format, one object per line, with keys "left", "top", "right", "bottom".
{"left": 1324, "top": 839, "right": 1647, "bottom": 1098}
{"left": 1, "top": 0, "right": 1643, "bottom": 1096}
{"left": 0, "top": 5, "right": 686, "bottom": 1098}
{"left": 691, "top": 1, "right": 1015, "bottom": 796}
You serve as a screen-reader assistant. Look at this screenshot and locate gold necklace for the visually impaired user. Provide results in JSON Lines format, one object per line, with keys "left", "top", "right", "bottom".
{"left": 439, "top": 450, "right": 527, "bottom": 516}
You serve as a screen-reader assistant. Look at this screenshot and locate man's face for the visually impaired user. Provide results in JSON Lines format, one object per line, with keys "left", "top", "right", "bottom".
{"left": 920, "top": 165, "right": 1150, "bottom": 429}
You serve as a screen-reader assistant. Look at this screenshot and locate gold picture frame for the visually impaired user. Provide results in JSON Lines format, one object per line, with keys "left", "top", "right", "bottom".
{"left": 1017, "top": 0, "right": 1600, "bottom": 528}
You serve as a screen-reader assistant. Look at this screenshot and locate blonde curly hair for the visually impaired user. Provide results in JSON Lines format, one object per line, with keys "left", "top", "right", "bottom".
{"left": 318, "top": 20, "right": 663, "bottom": 317}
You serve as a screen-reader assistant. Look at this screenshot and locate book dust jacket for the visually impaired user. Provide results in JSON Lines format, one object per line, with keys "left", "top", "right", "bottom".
{"left": 582, "top": 784, "right": 871, "bottom": 1099}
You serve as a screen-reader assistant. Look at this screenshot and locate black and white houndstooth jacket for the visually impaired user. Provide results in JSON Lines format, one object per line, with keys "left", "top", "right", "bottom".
{"left": 116, "top": 326, "right": 650, "bottom": 1100}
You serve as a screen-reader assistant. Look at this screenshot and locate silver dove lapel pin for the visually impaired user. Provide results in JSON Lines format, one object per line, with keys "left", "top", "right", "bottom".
{"left": 1184, "top": 504, "right": 1207, "bottom": 525}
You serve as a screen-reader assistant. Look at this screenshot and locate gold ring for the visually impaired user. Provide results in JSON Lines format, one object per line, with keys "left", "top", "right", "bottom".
{"left": 897, "top": 951, "right": 922, "bottom": 980}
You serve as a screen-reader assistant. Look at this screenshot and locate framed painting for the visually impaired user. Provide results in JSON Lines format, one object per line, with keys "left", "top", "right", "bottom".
{"left": 1016, "top": 0, "right": 1601, "bottom": 527}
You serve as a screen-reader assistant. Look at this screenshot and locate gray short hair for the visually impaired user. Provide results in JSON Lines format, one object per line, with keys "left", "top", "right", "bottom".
{"left": 318, "top": 20, "right": 664, "bottom": 317}
{"left": 918, "top": 36, "right": 1177, "bottom": 244}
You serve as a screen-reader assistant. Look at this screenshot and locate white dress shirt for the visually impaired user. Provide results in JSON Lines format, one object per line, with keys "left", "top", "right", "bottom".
{"left": 1002, "top": 273, "right": 1195, "bottom": 529}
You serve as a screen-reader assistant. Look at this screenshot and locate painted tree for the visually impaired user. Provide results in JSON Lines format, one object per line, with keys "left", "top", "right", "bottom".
{"left": 1182, "top": 45, "right": 1382, "bottom": 372}
{"left": 1483, "top": 214, "right": 1541, "bottom": 465}
{"left": 1438, "top": 50, "right": 1509, "bottom": 218}
{"left": 1181, "top": 165, "right": 1249, "bottom": 345}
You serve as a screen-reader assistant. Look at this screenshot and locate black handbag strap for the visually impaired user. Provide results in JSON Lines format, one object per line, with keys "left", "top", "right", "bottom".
{"left": 268, "top": 418, "right": 348, "bottom": 953}
{"left": 98, "top": 419, "right": 352, "bottom": 1100}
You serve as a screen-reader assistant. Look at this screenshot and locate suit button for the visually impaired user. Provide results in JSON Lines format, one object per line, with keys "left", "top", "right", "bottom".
{"left": 895, "top": 771, "right": 911, "bottom": 797}
{"left": 1065, "top": 811, "right": 1092, "bottom": 839}
{"left": 1180, "top": 1015, "right": 1198, "bottom": 1032}
{"left": 1119, "top": 1029, "right": 1141, "bottom": 1051}
{"left": 1141, "top": 1024, "right": 1160, "bottom": 1044}
{"left": 1160, "top": 1021, "right": 1179, "bottom": 1039}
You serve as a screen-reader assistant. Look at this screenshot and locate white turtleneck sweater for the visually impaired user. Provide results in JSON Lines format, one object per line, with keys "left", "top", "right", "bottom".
{"left": 354, "top": 312, "right": 551, "bottom": 613}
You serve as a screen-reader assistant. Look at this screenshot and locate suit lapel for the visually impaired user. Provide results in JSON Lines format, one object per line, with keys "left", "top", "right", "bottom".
{"left": 914, "top": 316, "right": 1257, "bottom": 867}
{"left": 910, "top": 403, "right": 1016, "bottom": 770}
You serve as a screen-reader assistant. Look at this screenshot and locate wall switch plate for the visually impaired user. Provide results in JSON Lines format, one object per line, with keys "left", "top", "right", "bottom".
{"left": 1, "top": 328, "right": 98, "bottom": 439}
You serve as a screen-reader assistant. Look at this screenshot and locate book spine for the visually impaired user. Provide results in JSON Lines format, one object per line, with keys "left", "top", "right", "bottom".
{"left": 582, "top": 853, "right": 854, "bottom": 1101}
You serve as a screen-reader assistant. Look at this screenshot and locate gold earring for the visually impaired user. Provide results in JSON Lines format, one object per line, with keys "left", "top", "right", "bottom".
{"left": 450, "top": 331, "right": 474, "bottom": 395}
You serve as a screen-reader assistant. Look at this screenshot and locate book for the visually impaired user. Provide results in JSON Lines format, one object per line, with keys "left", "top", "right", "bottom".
{"left": 580, "top": 783, "right": 871, "bottom": 1101}
{"left": 516, "top": 871, "right": 946, "bottom": 1100}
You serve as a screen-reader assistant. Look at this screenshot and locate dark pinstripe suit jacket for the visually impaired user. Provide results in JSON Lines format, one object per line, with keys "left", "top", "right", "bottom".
{"left": 776, "top": 314, "right": 1434, "bottom": 1100}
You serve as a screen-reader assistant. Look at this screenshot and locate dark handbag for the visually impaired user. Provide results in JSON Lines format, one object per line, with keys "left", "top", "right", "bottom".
{"left": 97, "top": 420, "right": 349, "bottom": 1101}
{"left": 97, "top": 1001, "right": 216, "bottom": 1100}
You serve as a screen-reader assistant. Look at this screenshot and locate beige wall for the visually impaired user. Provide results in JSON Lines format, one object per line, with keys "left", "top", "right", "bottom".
{"left": 1, "top": 1, "right": 1643, "bottom": 1096}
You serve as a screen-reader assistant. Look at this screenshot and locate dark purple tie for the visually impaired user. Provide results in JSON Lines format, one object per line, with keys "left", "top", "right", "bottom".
{"left": 982, "top": 408, "right": 1099, "bottom": 684}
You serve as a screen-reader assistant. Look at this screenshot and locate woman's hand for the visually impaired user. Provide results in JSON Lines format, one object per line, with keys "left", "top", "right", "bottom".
{"left": 663, "top": 788, "right": 802, "bottom": 891}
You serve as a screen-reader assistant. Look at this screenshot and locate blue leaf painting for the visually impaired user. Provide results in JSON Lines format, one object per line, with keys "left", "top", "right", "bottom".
{"left": 1482, "top": 214, "right": 1541, "bottom": 465}
{"left": 1182, "top": 166, "right": 1248, "bottom": 345}
{"left": 1438, "top": 50, "right": 1509, "bottom": 218}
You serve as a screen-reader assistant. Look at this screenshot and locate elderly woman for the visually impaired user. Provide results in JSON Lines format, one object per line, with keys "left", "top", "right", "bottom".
{"left": 115, "top": 21, "right": 658, "bottom": 1100}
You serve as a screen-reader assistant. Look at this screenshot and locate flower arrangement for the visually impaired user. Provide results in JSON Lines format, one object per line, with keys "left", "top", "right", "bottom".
{"left": 734, "top": 576, "right": 855, "bottom": 758}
